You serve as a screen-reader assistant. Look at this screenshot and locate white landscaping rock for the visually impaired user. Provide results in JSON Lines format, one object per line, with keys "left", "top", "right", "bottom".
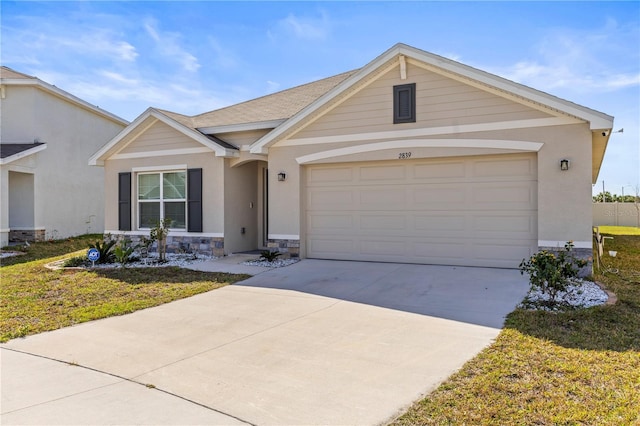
{"left": 242, "top": 258, "right": 300, "bottom": 268}
{"left": 522, "top": 278, "right": 609, "bottom": 311}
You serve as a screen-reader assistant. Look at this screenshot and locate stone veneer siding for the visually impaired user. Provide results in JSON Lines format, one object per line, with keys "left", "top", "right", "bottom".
{"left": 267, "top": 239, "right": 300, "bottom": 258}
{"left": 9, "top": 229, "right": 45, "bottom": 242}
{"left": 537, "top": 246, "right": 593, "bottom": 277}
{"left": 110, "top": 234, "right": 224, "bottom": 257}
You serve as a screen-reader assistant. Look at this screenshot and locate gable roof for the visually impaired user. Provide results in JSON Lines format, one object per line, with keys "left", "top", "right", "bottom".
{"left": 1, "top": 66, "right": 128, "bottom": 126}
{"left": 192, "top": 70, "right": 358, "bottom": 131}
{"left": 0, "top": 143, "right": 47, "bottom": 165}
{"left": 249, "top": 43, "right": 614, "bottom": 154}
{"left": 89, "top": 108, "right": 239, "bottom": 166}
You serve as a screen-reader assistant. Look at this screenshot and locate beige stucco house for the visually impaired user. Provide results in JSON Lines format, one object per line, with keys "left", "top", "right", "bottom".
{"left": 90, "top": 43, "right": 614, "bottom": 268}
{"left": 0, "top": 67, "right": 128, "bottom": 246}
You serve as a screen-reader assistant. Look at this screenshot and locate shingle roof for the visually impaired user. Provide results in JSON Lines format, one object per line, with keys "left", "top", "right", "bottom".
{"left": 0, "top": 143, "right": 45, "bottom": 159}
{"left": 159, "top": 70, "right": 359, "bottom": 131}
{"left": 0, "top": 66, "right": 36, "bottom": 80}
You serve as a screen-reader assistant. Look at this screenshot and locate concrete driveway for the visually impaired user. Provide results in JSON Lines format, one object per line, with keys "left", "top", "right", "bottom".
{"left": 2, "top": 260, "right": 529, "bottom": 425}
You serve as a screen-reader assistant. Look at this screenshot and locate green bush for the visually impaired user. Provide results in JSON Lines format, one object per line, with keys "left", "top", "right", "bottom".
{"left": 519, "top": 241, "right": 587, "bottom": 305}
{"left": 88, "top": 239, "right": 116, "bottom": 264}
{"left": 113, "top": 239, "right": 136, "bottom": 267}
{"left": 259, "top": 250, "right": 282, "bottom": 262}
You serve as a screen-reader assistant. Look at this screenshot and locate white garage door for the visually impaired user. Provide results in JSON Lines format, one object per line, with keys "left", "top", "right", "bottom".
{"left": 304, "top": 153, "right": 537, "bottom": 268}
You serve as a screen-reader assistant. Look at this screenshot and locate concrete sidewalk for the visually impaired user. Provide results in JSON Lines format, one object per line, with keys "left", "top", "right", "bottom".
{"left": 2, "top": 260, "right": 529, "bottom": 425}
{"left": 187, "top": 253, "right": 273, "bottom": 275}
{"left": 1, "top": 348, "right": 248, "bottom": 425}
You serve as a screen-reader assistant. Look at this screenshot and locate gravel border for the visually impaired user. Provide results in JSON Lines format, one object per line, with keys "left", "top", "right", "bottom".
{"left": 521, "top": 278, "right": 610, "bottom": 311}
{"left": 242, "top": 258, "right": 300, "bottom": 268}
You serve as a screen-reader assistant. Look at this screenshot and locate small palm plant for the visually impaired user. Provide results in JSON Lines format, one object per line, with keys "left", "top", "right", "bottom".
{"left": 259, "top": 249, "right": 282, "bottom": 262}
{"left": 113, "top": 239, "right": 136, "bottom": 267}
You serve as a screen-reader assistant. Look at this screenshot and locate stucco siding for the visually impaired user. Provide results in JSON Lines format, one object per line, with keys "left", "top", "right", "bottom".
{"left": 118, "top": 121, "right": 203, "bottom": 154}
{"left": 0, "top": 86, "right": 37, "bottom": 142}
{"left": 1, "top": 85, "right": 126, "bottom": 240}
{"left": 293, "top": 65, "right": 551, "bottom": 140}
{"left": 104, "top": 153, "right": 224, "bottom": 234}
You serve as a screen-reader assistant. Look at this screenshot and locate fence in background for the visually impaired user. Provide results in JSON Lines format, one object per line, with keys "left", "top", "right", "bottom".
{"left": 593, "top": 202, "right": 640, "bottom": 227}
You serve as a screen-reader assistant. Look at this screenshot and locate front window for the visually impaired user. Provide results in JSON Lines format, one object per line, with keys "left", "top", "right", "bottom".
{"left": 137, "top": 171, "right": 186, "bottom": 229}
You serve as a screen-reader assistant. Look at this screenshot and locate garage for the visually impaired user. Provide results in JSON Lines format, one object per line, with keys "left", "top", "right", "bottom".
{"left": 304, "top": 153, "right": 537, "bottom": 268}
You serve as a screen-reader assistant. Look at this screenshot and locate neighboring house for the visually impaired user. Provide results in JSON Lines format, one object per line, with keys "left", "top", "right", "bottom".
{"left": 0, "top": 67, "right": 128, "bottom": 247}
{"left": 90, "top": 43, "right": 614, "bottom": 268}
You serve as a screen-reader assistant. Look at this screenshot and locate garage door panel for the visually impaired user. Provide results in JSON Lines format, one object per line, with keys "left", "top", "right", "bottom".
{"left": 473, "top": 214, "right": 535, "bottom": 234}
{"left": 307, "top": 238, "right": 355, "bottom": 256}
{"left": 414, "top": 214, "right": 467, "bottom": 234}
{"left": 412, "top": 240, "right": 467, "bottom": 260}
{"left": 359, "top": 189, "right": 406, "bottom": 207}
{"left": 305, "top": 154, "right": 537, "bottom": 268}
{"left": 413, "top": 161, "right": 466, "bottom": 180}
{"left": 472, "top": 241, "right": 535, "bottom": 264}
{"left": 473, "top": 158, "right": 535, "bottom": 178}
{"left": 412, "top": 186, "right": 466, "bottom": 206}
{"left": 360, "top": 239, "right": 408, "bottom": 256}
{"left": 307, "top": 167, "right": 353, "bottom": 184}
{"left": 307, "top": 213, "right": 353, "bottom": 231}
{"left": 360, "top": 214, "right": 407, "bottom": 232}
{"left": 359, "top": 164, "right": 406, "bottom": 181}
{"left": 308, "top": 189, "right": 354, "bottom": 209}
{"left": 471, "top": 184, "right": 535, "bottom": 208}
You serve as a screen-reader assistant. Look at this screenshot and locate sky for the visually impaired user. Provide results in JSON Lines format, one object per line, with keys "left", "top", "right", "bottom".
{"left": 2, "top": 1, "right": 638, "bottom": 196}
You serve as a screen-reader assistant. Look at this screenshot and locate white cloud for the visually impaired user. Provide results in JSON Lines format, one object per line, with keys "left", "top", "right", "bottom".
{"left": 488, "top": 19, "right": 639, "bottom": 94}
{"left": 271, "top": 10, "right": 331, "bottom": 41}
{"left": 206, "top": 37, "right": 238, "bottom": 69}
{"left": 143, "top": 18, "right": 200, "bottom": 72}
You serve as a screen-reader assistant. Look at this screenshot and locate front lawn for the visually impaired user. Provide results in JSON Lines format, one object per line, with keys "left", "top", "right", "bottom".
{"left": 392, "top": 233, "right": 640, "bottom": 425}
{"left": 0, "top": 235, "right": 249, "bottom": 343}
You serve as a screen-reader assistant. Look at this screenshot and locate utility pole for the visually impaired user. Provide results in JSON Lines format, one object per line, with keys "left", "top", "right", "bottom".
{"left": 602, "top": 181, "right": 605, "bottom": 202}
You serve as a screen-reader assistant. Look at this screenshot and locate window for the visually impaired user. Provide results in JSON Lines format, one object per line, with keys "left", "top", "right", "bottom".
{"left": 393, "top": 83, "right": 416, "bottom": 124}
{"left": 137, "top": 171, "right": 186, "bottom": 229}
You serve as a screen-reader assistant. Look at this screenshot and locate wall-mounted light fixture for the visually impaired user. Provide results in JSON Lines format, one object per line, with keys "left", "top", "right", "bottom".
{"left": 560, "top": 159, "right": 570, "bottom": 171}
{"left": 277, "top": 172, "right": 286, "bottom": 181}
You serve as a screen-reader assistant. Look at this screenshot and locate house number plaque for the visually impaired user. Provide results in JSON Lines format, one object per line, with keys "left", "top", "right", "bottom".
{"left": 398, "top": 152, "right": 412, "bottom": 159}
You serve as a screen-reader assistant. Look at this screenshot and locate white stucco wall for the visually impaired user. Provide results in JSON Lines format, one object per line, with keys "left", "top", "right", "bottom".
{"left": 1, "top": 84, "right": 126, "bottom": 240}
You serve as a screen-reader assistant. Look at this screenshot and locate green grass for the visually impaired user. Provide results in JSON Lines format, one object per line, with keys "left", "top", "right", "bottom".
{"left": 596, "top": 225, "right": 640, "bottom": 236}
{"left": 0, "top": 235, "right": 250, "bottom": 342}
{"left": 392, "top": 234, "right": 640, "bottom": 425}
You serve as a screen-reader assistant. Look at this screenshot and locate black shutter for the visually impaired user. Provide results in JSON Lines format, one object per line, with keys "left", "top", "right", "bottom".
{"left": 393, "top": 83, "right": 416, "bottom": 123}
{"left": 187, "top": 168, "right": 203, "bottom": 232}
{"left": 118, "top": 172, "right": 131, "bottom": 231}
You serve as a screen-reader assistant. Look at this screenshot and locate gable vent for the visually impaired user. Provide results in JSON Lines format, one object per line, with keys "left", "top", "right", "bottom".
{"left": 393, "top": 83, "right": 416, "bottom": 124}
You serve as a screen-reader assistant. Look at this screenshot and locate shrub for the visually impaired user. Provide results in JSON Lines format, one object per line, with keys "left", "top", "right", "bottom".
{"left": 519, "top": 241, "right": 588, "bottom": 305}
{"left": 259, "top": 250, "right": 282, "bottom": 262}
{"left": 113, "top": 239, "right": 136, "bottom": 267}
{"left": 88, "top": 239, "right": 116, "bottom": 264}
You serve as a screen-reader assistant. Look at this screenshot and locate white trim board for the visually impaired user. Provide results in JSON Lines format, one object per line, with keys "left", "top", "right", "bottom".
{"left": 296, "top": 139, "right": 543, "bottom": 164}
{"left": 112, "top": 147, "right": 212, "bottom": 160}
{"left": 278, "top": 117, "right": 579, "bottom": 148}
{"left": 268, "top": 234, "right": 300, "bottom": 240}
{"left": 132, "top": 164, "right": 187, "bottom": 172}
{"left": 538, "top": 240, "right": 592, "bottom": 249}
{"left": 106, "top": 230, "right": 224, "bottom": 238}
